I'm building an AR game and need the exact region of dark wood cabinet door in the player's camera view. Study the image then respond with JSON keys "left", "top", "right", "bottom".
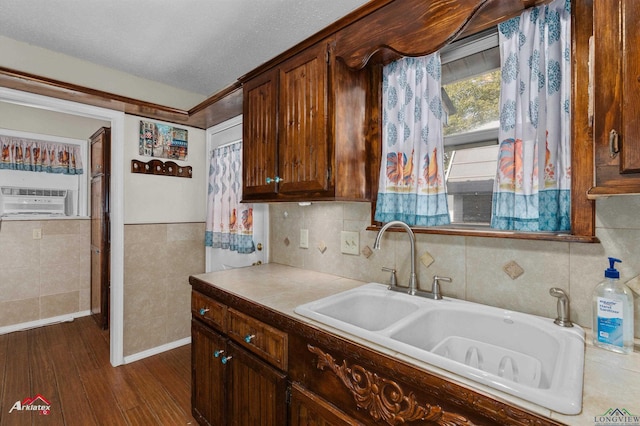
{"left": 277, "top": 42, "right": 330, "bottom": 195}
{"left": 191, "top": 319, "right": 227, "bottom": 426}
{"left": 243, "top": 69, "right": 278, "bottom": 199}
{"left": 592, "top": 0, "right": 640, "bottom": 194}
{"left": 90, "top": 127, "right": 110, "bottom": 330}
{"left": 226, "top": 341, "right": 287, "bottom": 426}
{"left": 289, "top": 383, "right": 363, "bottom": 426}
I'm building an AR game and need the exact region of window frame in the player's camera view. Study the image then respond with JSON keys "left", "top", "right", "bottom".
{"left": 369, "top": 3, "right": 598, "bottom": 243}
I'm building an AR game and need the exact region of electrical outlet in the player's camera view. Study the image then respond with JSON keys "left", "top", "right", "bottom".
{"left": 32, "top": 228, "right": 42, "bottom": 240}
{"left": 340, "top": 231, "right": 359, "bottom": 255}
{"left": 300, "top": 229, "right": 309, "bottom": 249}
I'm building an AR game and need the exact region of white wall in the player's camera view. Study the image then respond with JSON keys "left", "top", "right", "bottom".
{"left": 123, "top": 114, "right": 206, "bottom": 224}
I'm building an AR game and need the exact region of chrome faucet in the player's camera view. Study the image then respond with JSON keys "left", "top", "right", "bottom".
{"left": 549, "top": 288, "right": 573, "bottom": 327}
{"left": 373, "top": 220, "right": 418, "bottom": 295}
{"left": 430, "top": 275, "right": 452, "bottom": 300}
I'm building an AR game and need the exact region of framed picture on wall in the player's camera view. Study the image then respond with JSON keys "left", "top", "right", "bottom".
{"left": 139, "top": 120, "right": 188, "bottom": 161}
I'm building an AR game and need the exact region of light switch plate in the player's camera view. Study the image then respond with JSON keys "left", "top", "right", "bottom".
{"left": 340, "top": 231, "right": 360, "bottom": 255}
{"left": 300, "top": 229, "right": 309, "bottom": 249}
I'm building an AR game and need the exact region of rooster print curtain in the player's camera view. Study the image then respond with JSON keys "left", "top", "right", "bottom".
{"left": 491, "top": 0, "right": 571, "bottom": 232}
{"left": 205, "top": 142, "right": 254, "bottom": 253}
{"left": 374, "top": 53, "right": 450, "bottom": 226}
{"left": 0, "top": 135, "right": 83, "bottom": 175}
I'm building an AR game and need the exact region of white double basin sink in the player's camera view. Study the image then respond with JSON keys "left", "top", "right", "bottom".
{"left": 294, "top": 283, "right": 585, "bottom": 415}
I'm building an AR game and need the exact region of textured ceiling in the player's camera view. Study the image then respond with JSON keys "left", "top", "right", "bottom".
{"left": 0, "top": 0, "right": 370, "bottom": 97}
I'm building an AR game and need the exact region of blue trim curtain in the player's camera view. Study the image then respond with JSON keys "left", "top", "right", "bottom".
{"left": 205, "top": 142, "right": 255, "bottom": 253}
{"left": 374, "top": 53, "right": 450, "bottom": 226}
{"left": 491, "top": 0, "right": 571, "bottom": 232}
{"left": 0, "top": 135, "right": 83, "bottom": 175}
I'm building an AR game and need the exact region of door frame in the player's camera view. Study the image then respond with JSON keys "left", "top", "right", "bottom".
{"left": 0, "top": 87, "right": 126, "bottom": 367}
{"left": 205, "top": 115, "right": 269, "bottom": 272}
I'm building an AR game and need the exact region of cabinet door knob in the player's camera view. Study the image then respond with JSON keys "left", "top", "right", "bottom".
{"left": 244, "top": 334, "right": 255, "bottom": 343}
{"left": 221, "top": 356, "right": 232, "bottom": 364}
{"left": 199, "top": 308, "right": 209, "bottom": 315}
{"left": 214, "top": 350, "right": 224, "bottom": 358}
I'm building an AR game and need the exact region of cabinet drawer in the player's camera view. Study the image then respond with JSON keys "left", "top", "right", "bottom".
{"left": 227, "top": 308, "right": 288, "bottom": 370}
{"left": 191, "top": 291, "right": 227, "bottom": 332}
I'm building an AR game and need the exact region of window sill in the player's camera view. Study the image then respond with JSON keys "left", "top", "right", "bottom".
{"left": 366, "top": 224, "right": 600, "bottom": 243}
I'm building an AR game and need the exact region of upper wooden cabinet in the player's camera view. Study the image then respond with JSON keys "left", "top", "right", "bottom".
{"left": 590, "top": 0, "right": 640, "bottom": 195}
{"left": 242, "top": 38, "right": 378, "bottom": 202}
{"left": 243, "top": 68, "right": 278, "bottom": 198}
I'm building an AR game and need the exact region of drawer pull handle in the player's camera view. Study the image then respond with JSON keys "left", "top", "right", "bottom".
{"left": 214, "top": 350, "right": 224, "bottom": 358}
{"left": 199, "top": 308, "right": 209, "bottom": 315}
{"left": 221, "top": 356, "right": 232, "bottom": 364}
{"left": 244, "top": 334, "right": 255, "bottom": 343}
{"left": 609, "top": 129, "right": 620, "bottom": 158}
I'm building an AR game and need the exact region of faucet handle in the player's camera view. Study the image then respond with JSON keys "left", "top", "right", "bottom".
{"left": 549, "top": 288, "right": 573, "bottom": 327}
{"left": 432, "top": 275, "right": 452, "bottom": 299}
{"left": 382, "top": 267, "right": 397, "bottom": 287}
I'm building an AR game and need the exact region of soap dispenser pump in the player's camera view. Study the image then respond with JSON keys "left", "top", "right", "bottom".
{"left": 592, "top": 257, "right": 634, "bottom": 354}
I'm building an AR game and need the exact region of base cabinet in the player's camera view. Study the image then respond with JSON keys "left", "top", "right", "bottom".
{"left": 191, "top": 319, "right": 287, "bottom": 426}
{"left": 191, "top": 281, "right": 561, "bottom": 426}
{"left": 226, "top": 341, "right": 287, "bottom": 425}
{"left": 192, "top": 319, "right": 226, "bottom": 425}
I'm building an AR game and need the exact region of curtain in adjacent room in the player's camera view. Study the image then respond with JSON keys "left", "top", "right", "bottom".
{"left": 374, "top": 53, "right": 450, "bottom": 226}
{"left": 205, "top": 141, "right": 255, "bottom": 253}
{"left": 0, "top": 135, "right": 83, "bottom": 174}
{"left": 491, "top": 0, "right": 571, "bottom": 232}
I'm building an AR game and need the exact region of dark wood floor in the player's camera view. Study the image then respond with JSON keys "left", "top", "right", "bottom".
{"left": 0, "top": 316, "right": 196, "bottom": 426}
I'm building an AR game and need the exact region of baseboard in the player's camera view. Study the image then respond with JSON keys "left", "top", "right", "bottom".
{"left": 123, "top": 336, "right": 192, "bottom": 364}
{"left": 0, "top": 310, "right": 92, "bottom": 335}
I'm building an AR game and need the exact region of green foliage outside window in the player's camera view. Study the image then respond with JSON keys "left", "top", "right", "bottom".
{"left": 443, "top": 69, "right": 501, "bottom": 136}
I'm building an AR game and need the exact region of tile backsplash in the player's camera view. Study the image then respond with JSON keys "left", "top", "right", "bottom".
{"left": 269, "top": 197, "right": 640, "bottom": 338}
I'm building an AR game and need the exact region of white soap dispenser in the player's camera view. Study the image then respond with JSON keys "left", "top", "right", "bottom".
{"left": 592, "top": 257, "right": 635, "bottom": 354}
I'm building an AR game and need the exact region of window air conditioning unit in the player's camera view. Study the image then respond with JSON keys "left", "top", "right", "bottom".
{"left": 0, "top": 187, "right": 69, "bottom": 217}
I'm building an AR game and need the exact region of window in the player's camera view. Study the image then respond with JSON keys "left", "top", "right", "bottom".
{"left": 441, "top": 28, "right": 500, "bottom": 226}
{"left": 0, "top": 128, "right": 88, "bottom": 218}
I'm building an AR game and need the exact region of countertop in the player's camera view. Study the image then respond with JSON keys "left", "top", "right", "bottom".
{"left": 192, "top": 263, "right": 640, "bottom": 425}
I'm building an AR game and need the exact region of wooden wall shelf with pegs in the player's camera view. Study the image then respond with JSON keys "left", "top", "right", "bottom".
{"left": 131, "top": 159, "right": 192, "bottom": 178}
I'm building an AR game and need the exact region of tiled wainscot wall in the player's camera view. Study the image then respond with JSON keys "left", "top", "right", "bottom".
{"left": 123, "top": 222, "right": 205, "bottom": 357}
{"left": 269, "top": 196, "right": 640, "bottom": 338}
{"left": 0, "top": 219, "right": 90, "bottom": 328}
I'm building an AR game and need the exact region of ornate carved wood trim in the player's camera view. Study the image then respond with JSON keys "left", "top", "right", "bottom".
{"left": 308, "top": 345, "right": 475, "bottom": 426}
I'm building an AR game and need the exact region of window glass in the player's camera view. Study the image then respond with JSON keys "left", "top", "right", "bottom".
{"left": 440, "top": 28, "right": 500, "bottom": 226}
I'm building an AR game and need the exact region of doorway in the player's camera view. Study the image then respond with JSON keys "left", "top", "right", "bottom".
{"left": 205, "top": 116, "right": 268, "bottom": 272}
{"left": 0, "top": 87, "right": 127, "bottom": 367}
